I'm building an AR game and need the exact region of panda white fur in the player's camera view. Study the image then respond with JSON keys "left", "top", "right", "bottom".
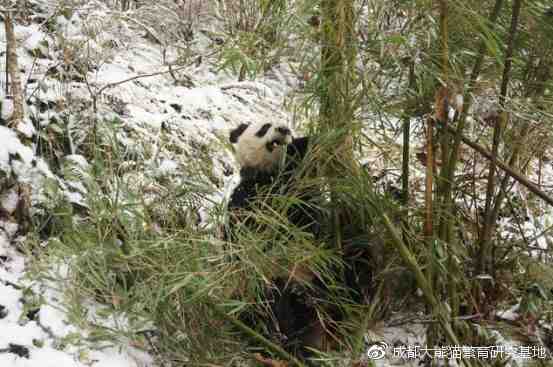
{"left": 230, "top": 122, "right": 293, "bottom": 173}
{"left": 227, "top": 121, "right": 315, "bottom": 230}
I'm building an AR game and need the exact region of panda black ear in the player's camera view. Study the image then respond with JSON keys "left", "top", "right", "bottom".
{"left": 230, "top": 123, "right": 249, "bottom": 143}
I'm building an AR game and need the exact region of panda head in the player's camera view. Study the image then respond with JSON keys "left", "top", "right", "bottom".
{"left": 229, "top": 122, "right": 293, "bottom": 172}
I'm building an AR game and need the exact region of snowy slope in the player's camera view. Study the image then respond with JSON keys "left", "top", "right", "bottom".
{"left": 0, "top": 1, "right": 302, "bottom": 365}
{"left": 0, "top": 235, "right": 153, "bottom": 366}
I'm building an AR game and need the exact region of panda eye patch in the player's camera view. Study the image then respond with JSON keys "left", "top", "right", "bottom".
{"left": 255, "top": 123, "right": 273, "bottom": 138}
{"left": 276, "top": 126, "right": 291, "bottom": 136}
{"left": 230, "top": 123, "right": 249, "bottom": 143}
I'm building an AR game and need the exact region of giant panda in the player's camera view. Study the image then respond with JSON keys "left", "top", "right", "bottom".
{"left": 226, "top": 121, "right": 327, "bottom": 359}
{"left": 225, "top": 122, "right": 373, "bottom": 361}
{"left": 227, "top": 123, "right": 371, "bottom": 359}
{"left": 227, "top": 121, "right": 320, "bottom": 236}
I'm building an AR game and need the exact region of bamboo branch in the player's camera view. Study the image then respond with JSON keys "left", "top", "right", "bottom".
{"left": 444, "top": 125, "right": 553, "bottom": 207}
{"left": 488, "top": 123, "right": 530, "bottom": 238}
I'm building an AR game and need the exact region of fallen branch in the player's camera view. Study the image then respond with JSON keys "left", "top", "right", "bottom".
{"left": 445, "top": 125, "right": 553, "bottom": 207}
{"left": 96, "top": 65, "right": 191, "bottom": 96}
{"left": 94, "top": 49, "right": 221, "bottom": 96}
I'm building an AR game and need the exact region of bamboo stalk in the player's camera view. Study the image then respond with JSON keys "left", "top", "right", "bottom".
{"left": 487, "top": 123, "right": 530, "bottom": 253}
{"left": 478, "top": 0, "right": 523, "bottom": 275}
{"left": 401, "top": 62, "right": 415, "bottom": 205}
{"left": 438, "top": 0, "right": 449, "bottom": 78}
{"left": 436, "top": 0, "right": 450, "bottom": 240}
{"left": 401, "top": 116, "right": 411, "bottom": 205}
{"left": 437, "top": 0, "right": 505, "bottom": 235}
{"left": 425, "top": 118, "right": 434, "bottom": 240}
{"left": 424, "top": 116, "right": 435, "bottom": 308}
{"left": 319, "top": 0, "right": 357, "bottom": 252}
{"left": 423, "top": 117, "right": 437, "bottom": 350}
{"left": 380, "top": 214, "right": 473, "bottom": 367}
{"left": 444, "top": 0, "right": 505, "bottom": 177}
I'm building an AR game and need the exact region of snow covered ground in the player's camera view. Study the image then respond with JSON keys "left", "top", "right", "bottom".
{"left": 0, "top": 234, "right": 154, "bottom": 367}
{"left": 0, "top": 1, "right": 302, "bottom": 366}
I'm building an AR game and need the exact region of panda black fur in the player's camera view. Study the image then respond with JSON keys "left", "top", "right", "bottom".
{"left": 226, "top": 122, "right": 326, "bottom": 359}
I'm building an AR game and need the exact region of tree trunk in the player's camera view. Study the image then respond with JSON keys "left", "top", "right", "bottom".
{"left": 3, "top": 10, "right": 32, "bottom": 235}
{"left": 4, "top": 11, "right": 25, "bottom": 131}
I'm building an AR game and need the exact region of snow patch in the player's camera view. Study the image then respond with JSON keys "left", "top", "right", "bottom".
{"left": 2, "top": 99, "right": 14, "bottom": 121}
{"left": 156, "top": 159, "right": 178, "bottom": 176}
{"left": 38, "top": 305, "right": 76, "bottom": 339}
{"left": 1, "top": 190, "right": 19, "bottom": 215}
